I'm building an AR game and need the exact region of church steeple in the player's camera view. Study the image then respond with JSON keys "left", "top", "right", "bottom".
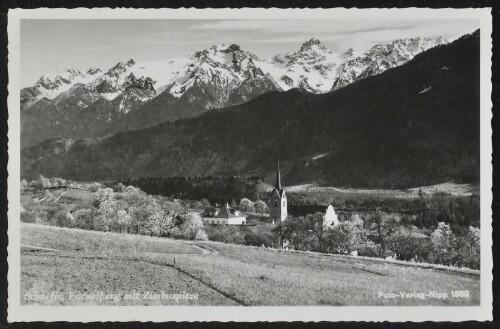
{"left": 275, "top": 155, "right": 281, "bottom": 191}
{"left": 270, "top": 153, "right": 287, "bottom": 224}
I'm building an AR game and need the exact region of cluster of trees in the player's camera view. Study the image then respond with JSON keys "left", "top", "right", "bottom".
{"left": 272, "top": 211, "right": 480, "bottom": 269}
{"left": 22, "top": 175, "right": 104, "bottom": 192}
{"left": 412, "top": 193, "right": 480, "bottom": 229}
{"left": 204, "top": 223, "right": 275, "bottom": 247}
{"left": 21, "top": 175, "right": 480, "bottom": 269}
{"left": 231, "top": 197, "right": 269, "bottom": 216}
{"left": 25, "top": 183, "right": 208, "bottom": 241}
{"left": 88, "top": 186, "right": 207, "bottom": 240}
{"left": 287, "top": 191, "right": 480, "bottom": 231}
{"left": 122, "top": 176, "right": 266, "bottom": 205}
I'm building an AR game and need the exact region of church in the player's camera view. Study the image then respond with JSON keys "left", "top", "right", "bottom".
{"left": 269, "top": 157, "right": 287, "bottom": 223}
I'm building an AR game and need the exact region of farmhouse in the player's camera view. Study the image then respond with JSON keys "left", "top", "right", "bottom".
{"left": 202, "top": 203, "right": 248, "bottom": 225}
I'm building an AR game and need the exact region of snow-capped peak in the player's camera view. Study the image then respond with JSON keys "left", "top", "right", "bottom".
{"left": 166, "top": 43, "right": 266, "bottom": 100}
{"left": 25, "top": 67, "right": 105, "bottom": 103}
{"left": 341, "top": 48, "right": 355, "bottom": 59}
{"left": 22, "top": 34, "right": 451, "bottom": 114}
{"left": 332, "top": 36, "right": 448, "bottom": 90}
{"left": 86, "top": 67, "right": 102, "bottom": 75}
{"left": 260, "top": 37, "right": 340, "bottom": 93}
{"left": 300, "top": 37, "right": 324, "bottom": 52}
{"left": 88, "top": 58, "right": 157, "bottom": 100}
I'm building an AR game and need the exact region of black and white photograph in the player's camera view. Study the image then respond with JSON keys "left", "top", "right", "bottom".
{"left": 6, "top": 7, "right": 493, "bottom": 322}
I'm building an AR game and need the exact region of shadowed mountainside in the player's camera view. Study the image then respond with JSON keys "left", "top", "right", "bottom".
{"left": 21, "top": 30, "right": 480, "bottom": 188}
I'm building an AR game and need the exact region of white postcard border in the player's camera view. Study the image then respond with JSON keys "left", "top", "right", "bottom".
{"left": 7, "top": 7, "right": 493, "bottom": 322}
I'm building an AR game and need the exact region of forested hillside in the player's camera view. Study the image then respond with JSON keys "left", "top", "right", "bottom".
{"left": 21, "top": 31, "right": 480, "bottom": 188}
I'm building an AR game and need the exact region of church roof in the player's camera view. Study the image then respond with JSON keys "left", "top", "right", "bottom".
{"left": 272, "top": 188, "right": 285, "bottom": 198}
{"left": 272, "top": 155, "right": 286, "bottom": 197}
{"left": 275, "top": 156, "right": 282, "bottom": 190}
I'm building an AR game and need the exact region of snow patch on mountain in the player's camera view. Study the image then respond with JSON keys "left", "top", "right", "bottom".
{"left": 259, "top": 38, "right": 343, "bottom": 93}
{"left": 419, "top": 86, "right": 432, "bottom": 94}
{"left": 332, "top": 36, "right": 448, "bottom": 90}
{"left": 21, "top": 67, "right": 102, "bottom": 107}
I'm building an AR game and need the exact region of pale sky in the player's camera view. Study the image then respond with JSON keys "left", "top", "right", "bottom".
{"left": 21, "top": 19, "right": 480, "bottom": 87}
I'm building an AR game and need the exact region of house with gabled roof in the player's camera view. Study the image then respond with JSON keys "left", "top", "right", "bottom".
{"left": 202, "top": 203, "right": 247, "bottom": 225}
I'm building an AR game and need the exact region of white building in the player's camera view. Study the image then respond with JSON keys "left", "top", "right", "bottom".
{"left": 202, "top": 203, "right": 247, "bottom": 225}
{"left": 323, "top": 204, "right": 339, "bottom": 228}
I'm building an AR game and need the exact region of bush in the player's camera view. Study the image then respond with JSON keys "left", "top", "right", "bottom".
{"left": 195, "top": 229, "right": 208, "bottom": 241}
{"left": 386, "top": 234, "right": 428, "bottom": 261}
{"left": 205, "top": 225, "right": 246, "bottom": 244}
{"left": 358, "top": 240, "right": 380, "bottom": 257}
{"left": 21, "top": 211, "right": 37, "bottom": 223}
{"left": 454, "top": 227, "right": 480, "bottom": 269}
{"left": 113, "top": 182, "right": 126, "bottom": 192}
{"left": 244, "top": 232, "right": 272, "bottom": 247}
{"left": 429, "top": 222, "right": 480, "bottom": 269}
{"left": 72, "top": 208, "right": 96, "bottom": 230}
{"left": 55, "top": 210, "right": 75, "bottom": 227}
{"left": 415, "top": 238, "right": 434, "bottom": 263}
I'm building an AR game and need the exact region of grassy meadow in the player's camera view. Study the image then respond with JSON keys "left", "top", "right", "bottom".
{"left": 21, "top": 223, "right": 480, "bottom": 306}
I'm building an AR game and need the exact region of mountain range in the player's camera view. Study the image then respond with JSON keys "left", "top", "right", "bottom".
{"left": 21, "top": 36, "right": 447, "bottom": 147}
{"left": 21, "top": 30, "right": 480, "bottom": 189}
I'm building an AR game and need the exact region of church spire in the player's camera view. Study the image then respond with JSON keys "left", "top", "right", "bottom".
{"left": 275, "top": 154, "right": 281, "bottom": 190}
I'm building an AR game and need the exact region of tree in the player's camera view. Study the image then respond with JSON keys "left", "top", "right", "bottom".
{"left": 149, "top": 210, "right": 174, "bottom": 237}
{"left": 322, "top": 227, "right": 349, "bottom": 254}
{"left": 368, "top": 211, "right": 400, "bottom": 257}
{"left": 55, "top": 209, "right": 74, "bottom": 227}
{"left": 430, "top": 222, "right": 456, "bottom": 266}
{"left": 239, "top": 198, "right": 255, "bottom": 213}
{"left": 345, "top": 216, "right": 367, "bottom": 252}
{"left": 307, "top": 212, "right": 326, "bottom": 250}
{"left": 323, "top": 217, "right": 366, "bottom": 254}
{"left": 95, "top": 188, "right": 117, "bottom": 231}
{"left": 428, "top": 222, "right": 480, "bottom": 269}
{"left": 179, "top": 212, "right": 204, "bottom": 240}
{"left": 122, "top": 186, "right": 157, "bottom": 234}
{"left": 271, "top": 220, "right": 286, "bottom": 249}
{"left": 281, "top": 215, "right": 308, "bottom": 250}
{"left": 254, "top": 199, "right": 269, "bottom": 218}
{"left": 386, "top": 234, "right": 423, "bottom": 261}
{"left": 89, "top": 182, "right": 103, "bottom": 192}
{"left": 116, "top": 209, "right": 132, "bottom": 233}
{"left": 456, "top": 226, "right": 480, "bottom": 269}
{"left": 195, "top": 229, "right": 208, "bottom": 241}
{"left": 35, "top": 175, "right": 51, "bottom": 189}
{"left": 73, "top": 208, "right": 95, "bottom": 230}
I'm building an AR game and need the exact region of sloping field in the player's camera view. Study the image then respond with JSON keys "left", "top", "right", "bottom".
{"left": 20, "top": 223, "right": 480, "bottom": 306}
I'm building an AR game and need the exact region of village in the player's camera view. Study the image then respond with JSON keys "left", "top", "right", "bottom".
{"left": 21, "top": 152, "right": 480, "bottom": 269}
{"left": 198, "top": 158, "right": 341, "bottom": 251}
{"left": 18, "top": 168, "right": 482, "bottom": 307}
